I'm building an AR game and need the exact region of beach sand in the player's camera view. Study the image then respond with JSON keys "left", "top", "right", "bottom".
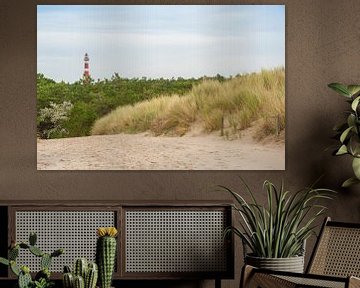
{"left": 37, "top": 129, "right": 285, "bottom": 170}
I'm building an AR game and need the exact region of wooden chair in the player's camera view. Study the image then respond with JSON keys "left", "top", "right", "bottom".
{"left": 241, "top": 217, "right": 360, "bottom": 288}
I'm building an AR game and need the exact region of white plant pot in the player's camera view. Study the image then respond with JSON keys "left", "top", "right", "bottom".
{"left": 245, "top": 254, "right": 305, "bottom": 273}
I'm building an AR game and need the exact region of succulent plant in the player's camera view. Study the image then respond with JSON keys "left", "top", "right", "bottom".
{"left": 74, "top": 258, "right": 88, "bottom": 280}
{"left": 62, "top": 266, "right": 74, "bottom": 288}
{"left": 85, "top": 262, "right": 98, "bottom": 288}
{"left": 96, "top": 227, "right": 118, "bottom": 288}
{"left": 33, "top": 278, "right": 54, "bottom": 288}
{"left": 63, "top": 259, "right": 98, "bottom": 288}
{"left": 0, "top": 232, "right": 63, "bottom": 288}
{"left": 19, "top": 267, "right": 32, "bottom": 288}
{"left": 74, "top": 275, "right": 85, "bottom": 288}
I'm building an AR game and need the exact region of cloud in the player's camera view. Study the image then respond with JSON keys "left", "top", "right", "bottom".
{"left": 37, "top": 5, "right": 285, "bottom": 82}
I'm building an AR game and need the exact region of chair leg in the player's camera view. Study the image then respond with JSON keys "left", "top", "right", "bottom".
{"left": 240, "top": 265, "right": 255, "bottom": 288}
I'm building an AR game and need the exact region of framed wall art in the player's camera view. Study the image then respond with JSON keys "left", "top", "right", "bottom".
{"left": 37, "top": 5, "right": 285, "bottom": 170}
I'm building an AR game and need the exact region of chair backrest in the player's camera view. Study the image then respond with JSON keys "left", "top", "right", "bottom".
{"left": 307, "top": 217, "right": 360, "bottom": 277}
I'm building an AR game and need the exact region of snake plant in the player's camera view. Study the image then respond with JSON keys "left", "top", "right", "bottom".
{"left": 222, "top": 179, "right": 334, "bottom": 258}
{"left": 328, "top": 82, "right": 360, "bottom": 187}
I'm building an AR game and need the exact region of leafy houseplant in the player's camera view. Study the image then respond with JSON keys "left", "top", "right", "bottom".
{"left": 0, "top": 232, "right": 63, "bottom": 288}
{"left": 328, "top": 83, "right": 360, "bottom": 187}
{"left": 221, "top": 179, "right": 334, "bottom": 272}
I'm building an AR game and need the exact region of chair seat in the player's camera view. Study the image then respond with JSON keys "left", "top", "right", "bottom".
{"left": 242, "top": 265, "right": 360, "bottom": 288}
{"left": 241, "top": 218, "right": 360, "bottom": 288}
{"left": 277, "top": 274, "right": 346, "bottom": 288}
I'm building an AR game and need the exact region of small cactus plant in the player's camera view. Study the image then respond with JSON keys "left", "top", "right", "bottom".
{"left": 0, "top": 232, "right": 63, "bottom": 288}
{"left": 85, "top": 262, "right": 98, "bottom": 288}
{"left": 74, "top": 258, "right": 88, "bottom": 280}
{"left": 96, "top": 227, "right": 118, "bottom": 288}
{"left": 62, "top": 259, "right": 98, "bottom": 288}
{"left": 73, "top": 275, "right": 85, "bottom": 288}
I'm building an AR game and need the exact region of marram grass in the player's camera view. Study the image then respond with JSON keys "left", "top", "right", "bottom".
{"left": 91, "top": 68, "right": 285, "bottom": 139}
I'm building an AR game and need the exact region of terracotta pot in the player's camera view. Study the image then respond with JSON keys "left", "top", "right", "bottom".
{"left": 245, "top": 254, "right": 304, "bottom": 273}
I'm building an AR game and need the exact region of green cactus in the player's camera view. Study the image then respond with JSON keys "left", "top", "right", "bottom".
{"left": 18, "top": 269, "right": 32, "bottom": 288}
{"left": 10, "top": 260, "right": 20, "bottom": 276}
{"left": 85, "top": 263, "right": 98, "bottom": 288}
{"left": 29, "top": 245, "right": 44, "bottom": 257}
{"left": 9, "top": 246, "right": 19, "bottom": 260}
{"left": 0, "top": 232, "right": 63, "bottom": 288}
{"left": 29, "top": 232, "right": 37, "bottom": 246}
{"left": 73, "top": 275, "right": 85, "bottom": 288}
{"left": 41, "top": 253, "right": 52, "bottom": 270}
{"left": 21, "top": 265, "right": 30, "bottom": 274}
{"left": 51, "top": 248, "right": 63, "bottom": 258}
{"left": 63, "top": 265, "right": 72, "bottom": 273}
{"left": 96, "top": 232, "right": 117, "bottom": 288}
{"left": 63, "top": 272, "right": 74, "bottom": 288}
{"left": 74, "top": 258, "right": 88, "bottom": 279}
{"left": 64, "top": 259, "right": 98, "bottom": 288}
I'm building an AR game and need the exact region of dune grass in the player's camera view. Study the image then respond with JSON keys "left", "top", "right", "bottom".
{"left": 91, "top": 68, "right": 285, "bottom": 139}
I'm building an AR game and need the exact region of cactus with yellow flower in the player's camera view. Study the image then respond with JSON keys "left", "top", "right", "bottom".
{"left": 96, "top": 227, "right": 118, "bottom": 288}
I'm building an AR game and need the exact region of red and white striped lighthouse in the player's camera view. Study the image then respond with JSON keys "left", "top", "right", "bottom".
{"left": 83, "top": 53, "right": 90, "bottom": 82}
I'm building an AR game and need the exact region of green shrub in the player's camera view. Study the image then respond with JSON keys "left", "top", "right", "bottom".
{"left": 37, "top": 101, "right": 73, "bottom": 139}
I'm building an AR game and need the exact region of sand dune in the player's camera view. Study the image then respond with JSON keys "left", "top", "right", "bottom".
{"left": 37, "top": 128, "right": 285, "bottom": 170}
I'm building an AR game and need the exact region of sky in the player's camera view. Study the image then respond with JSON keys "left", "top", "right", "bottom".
{"left": 37, "top": 5, "right": 285, "bottom": 83}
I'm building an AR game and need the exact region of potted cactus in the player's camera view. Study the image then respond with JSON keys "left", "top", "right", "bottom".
{"left": 0, "top": 232, "right": 63, "bottom": 288}
{"left": 62, "top": 258, "right": 98, "bottom": 288}
{"left": 96, "top": 227, "right": 118, "bottom": 288}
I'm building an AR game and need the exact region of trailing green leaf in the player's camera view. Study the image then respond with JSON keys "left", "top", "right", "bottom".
{"left": 329, "top": 82, "right": 360, "bottom": 186}
{"left": 342, "top": 177, "right": 360, "bottom": 187}
{"left": 347, "top": 85, "right": 360, "bottom": 96}
{"left": 336, "top": 145, "right": 348, "bottom": 155}
{"left": 351, "top": 96, "right": 360, "bottom": 111}
{"left": 352, "top": 157, "right": 360, "bottom": 179}
{"left": 340, "top": 127, "right": 353, "bottom": 143}
{"left": 328, "top": 83, "right": 351, "bottom": 97}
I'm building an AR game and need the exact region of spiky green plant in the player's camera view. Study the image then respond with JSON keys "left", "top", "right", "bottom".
{"left": 221, "top": 179, "right": 335, "bottom": 258}
{"left": 73, "top": 275, "right": 85, "bottom": 288}
{"left": 96, "top": 227, "right": 118, "bottom": 288}
{"left": 0, "top": 232, "right": 63, "bottom": 288}
{"left": 63, "top": 260, "right": 98, "bottom": 288}
{"left": 85, "top": 262, "right": 98, "bottom": 288}
{"left": 328, "top": 82, "right": 360, "bottom": 187}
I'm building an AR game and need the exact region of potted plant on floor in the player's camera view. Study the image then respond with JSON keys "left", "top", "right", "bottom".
{"left": 221, "top": 179, "right": 334, "bottom": 273}
{"left": 328, "top": 82, "right": 360, "bottom": 187}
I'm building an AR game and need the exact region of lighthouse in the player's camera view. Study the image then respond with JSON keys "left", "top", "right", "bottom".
{"left": 83, "top": 53, "right": 90, "bottom": 83}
